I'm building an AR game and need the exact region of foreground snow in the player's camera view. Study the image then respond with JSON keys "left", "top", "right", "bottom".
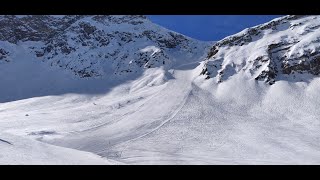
{"left": 1, "top": 62, "right": 320, "bottom": 164}
{"left": 0, "top": 133, "right": 115, "bottom": 165}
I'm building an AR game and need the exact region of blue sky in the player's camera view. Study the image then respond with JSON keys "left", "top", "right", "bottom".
{"left": 147, "top": 15, "right": 281, "bottom": 41}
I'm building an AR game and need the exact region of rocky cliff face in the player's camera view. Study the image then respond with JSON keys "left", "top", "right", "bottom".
{"left": 3, "top": 15, "right": 319, "bottom": 85}
{"left": 200, "top": 15, "right": 320, "bottom": 85}
{"left": 0, "top": 15, "right": 207, "bottom": 78}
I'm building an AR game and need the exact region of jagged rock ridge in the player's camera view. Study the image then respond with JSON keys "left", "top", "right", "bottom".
{"left": 0, "top": 15, "right": 207, "bottom": 78}
{"left": 201, "top": 15, "right": 320, "bottom": 85}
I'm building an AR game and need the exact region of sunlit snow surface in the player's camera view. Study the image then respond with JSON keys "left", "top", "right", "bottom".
{"left": 1, "top": 15, "right": 320, "bottom": 164}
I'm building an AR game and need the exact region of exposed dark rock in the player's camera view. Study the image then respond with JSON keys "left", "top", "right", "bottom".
{"left": 0, "top": 48, "right": 9, "bottom": 62}
{"left": 0, "top": 15, "right": 203, "bottom": 79}
{"left": 202, "top": 15, "right": 320, "bottom": 85}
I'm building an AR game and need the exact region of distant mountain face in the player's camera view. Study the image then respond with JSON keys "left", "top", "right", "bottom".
{"left": 200, "top": 15, "right": 320, "bottom": 85}
{"left": 0, "top": 15, "right": 207, "bottom": 78}
{"left": 2, "top": 15, "right": 319, "bottom": 85}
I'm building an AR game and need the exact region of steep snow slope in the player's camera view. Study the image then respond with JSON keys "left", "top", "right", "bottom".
{"left": 95, "top": 59, "right": 320, "bottom": 164}
{"left": 1, "top": 15, "right": 320, "bottom": 164}
{"left": 102, "top": 15, "right": 320, "bottom": 164}
{"left": 200, "top": 15, "right": 320, "bottom": 84}
{"left": 0, "top": 15, "right": 210, "bottom": 164}
{"left": 0, "top": 15, "right": 206, "bottom": 78}
{"left": 0, "top": 15, "right": 209, "bottom": 103}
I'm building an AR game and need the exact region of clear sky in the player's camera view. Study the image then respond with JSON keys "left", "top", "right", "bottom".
{"left": 147, "top": 15, "right": 281, "bottom": 41}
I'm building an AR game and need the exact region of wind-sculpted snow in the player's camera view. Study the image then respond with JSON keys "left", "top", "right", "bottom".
{"left": 1, "top": 15, "right": 320, "bottom": 164}
{"left": 201, "top": 15, "right": 320, "bottom": 84}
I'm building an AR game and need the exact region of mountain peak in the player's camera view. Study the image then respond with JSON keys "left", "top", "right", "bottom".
{"left": 201, "top": 15, "right": 320, "bottom": 85}
{"left": 0, "top": 15, "right": 208, "bottom": 78}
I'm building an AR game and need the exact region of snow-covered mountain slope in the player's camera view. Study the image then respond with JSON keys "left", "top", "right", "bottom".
{"left": 200, "top": 15, "right": 320, "bottom": 84}
{"left": 0, "top": 15, "right": 211, "bottom": 164}
{"left": 1, "top": 15, "right": 320, "bottom": 165}
{"left": 0, "top": 15, "right": 210, "bottom": 103}
{"left": 0, "top": 15, "right": 207, "bottom": 78}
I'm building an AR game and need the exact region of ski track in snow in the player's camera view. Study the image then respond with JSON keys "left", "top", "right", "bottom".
{"left": 2, "top": 58, "right": 320, "bottom": 164}
{"left": 0, "top": 138, "right": 12, "bottom": 145}
{"left": 100, "top": 64, "right": 320, "bottom": 164}
{"left": 96, "top": 62, "right": 199, "bottom": 155}
{"left": 1, "top": 15, "right": 320, "bottom": 164}
{"left": 45, "top": 62, "right": 198, "bottom": 155}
